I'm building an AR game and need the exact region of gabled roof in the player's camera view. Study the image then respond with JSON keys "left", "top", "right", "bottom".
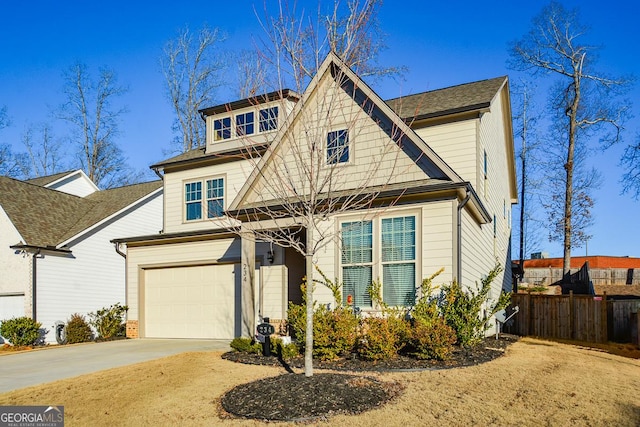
{"left": 229, "top": 51, "right": 465, "bottom": 213}
{"left": 0, "top": 176, "right": 162, "bottom": 249}
{"left": 386, "top": 76, "right": 507, "bottom": 121}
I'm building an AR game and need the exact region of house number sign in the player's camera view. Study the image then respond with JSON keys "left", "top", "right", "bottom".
{"left": 257, "top": 322, "right": 275, "bottom": 336}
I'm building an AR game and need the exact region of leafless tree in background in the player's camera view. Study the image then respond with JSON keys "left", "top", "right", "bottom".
{"left": 57, "top": 63, "right": 135, "bottom": 188}
{"left": 17, "top": 123, "right": 65, "bottom": 179}
{"left": 622, "top": 133, "right": 640, "bottom": 199}
{"left": 231, "top": 0, "right": 410, "bottom": 377}
{"left": 509, "top": 1, "right": 631, "bottom": 277}
{"left": 511, "top": 80, "right": 544, "bottom": 281}
{"left": 0, "top": 106, "right": 20, "bottom": 177}
{"left": 161, "top": 25, "right": 227, "bottom": 153}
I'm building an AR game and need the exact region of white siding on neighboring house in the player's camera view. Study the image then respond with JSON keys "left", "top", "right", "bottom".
{"left": 414, "top": 119, "right": 478, "bottom": 187}
{"left": 35, "top": 191, "right": 163, "bottom": 342}
{"left": 0, "top": 205, "right": 30, "bottom": 320}
{"left": 163, "top": 159, "right": 254, "bottom": 234}
{"left": 45, "top": 171, "right": 98, "bottom": 197}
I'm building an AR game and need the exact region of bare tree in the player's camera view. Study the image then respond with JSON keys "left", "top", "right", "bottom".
{"left": 56, "top": 63, "right": 133, "bottom": 188}
{"left": 229, "top": 1, "right": 412, "bottom": 377}
{"left": 0, "top": 106, "right": 20, "bottom": 177}
{"left": 255, "top": 0, "right": 404, "bottom": 90}
{"left": 511, "top": 80, "right": 544, "bottom": 285}
{"left": 622, "top": 133, "right": 640, "bottom": 199}
{"left": 17, "top": 122, "right": 65, "bottom": 179}
{"left": 235, "top": 49, "right": 269, "bottom": 99}
{"left": 509, "top": 1, "right": 631, "bottom": 277}
{"left": 160, "top": 25, "right": 227, "bottom": 153}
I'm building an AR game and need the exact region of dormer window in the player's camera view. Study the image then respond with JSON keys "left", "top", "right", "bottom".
{"left": 236, "top": 112, "right": 255, "bottom": 136}
{"left": 259, "top": 107, "right": 278, "bottom": 132}
{"left": 214, "top": 117, "right": 231, "bottom": 141}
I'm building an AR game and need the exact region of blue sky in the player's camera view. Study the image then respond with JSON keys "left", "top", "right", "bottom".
{"left": 0, "top": 1, "right": 638, "bottom": 258}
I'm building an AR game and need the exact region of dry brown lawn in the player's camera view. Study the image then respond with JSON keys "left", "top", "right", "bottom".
{"left": 1, "top": 337, "right": 639, "bottom": 426}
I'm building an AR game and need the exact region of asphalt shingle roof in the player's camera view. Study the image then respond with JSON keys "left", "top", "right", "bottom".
{"left": 25, "top": 170, "right": 77, "bottom": 187}
{"left": 385, "top": 76, "right": 507, "bottom": 120}
{"left": 152, "top": 76, "right": 508, "bottom": 169}
{"left": 0, "top": 176, "right": 162, "bottom": 248}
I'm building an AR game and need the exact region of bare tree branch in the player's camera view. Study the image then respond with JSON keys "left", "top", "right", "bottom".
{"left": 509, "top": 1, "right": 631, "bottom": 275}
{"left": 160, "top": 25, "right": 227, "bottom": 153}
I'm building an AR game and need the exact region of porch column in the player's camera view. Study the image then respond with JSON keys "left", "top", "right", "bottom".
{"left": 240, "top": 228, "right": 256, "bottom": 337}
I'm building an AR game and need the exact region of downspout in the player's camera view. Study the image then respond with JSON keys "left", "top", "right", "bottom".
{"left": 456, "top": 189, "right": 471, "bottom": 286}
{"left": 32, "top": 249, "right": 41, "bottom": 321}
{"left": 152, "top": 167, "right": 163, "bottom": 180}
{"left": 113, "top": 242, "right": 126, "bottom": 259}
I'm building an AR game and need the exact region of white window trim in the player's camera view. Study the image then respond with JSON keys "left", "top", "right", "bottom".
{"left": 325, "top": 128, "right": 352, "bottom": 167}
{"left": 338, "top": 209, "right": 420, "bottom": 309}
{"left": 183, "top": 175, "right": 226, "bottom": 223}
{"left": 210, "top": 106, "right": 280, "bottom": 143}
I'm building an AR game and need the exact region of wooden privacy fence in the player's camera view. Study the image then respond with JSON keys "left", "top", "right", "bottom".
{"left": 504, "top": 292, "right": 608, "bottom": 343}
{"left": 505, "top": 293, "right": 640, "bottom": 344}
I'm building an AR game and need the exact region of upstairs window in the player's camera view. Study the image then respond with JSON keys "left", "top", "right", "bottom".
{"left": 185, "top": 182, "right": 203, "bottom": 221}
{"left": 483, "top": 149, "right": 488, "bottom": 197}
{"left": 327, "top": 129, "right": 349, "bottom": 164}
{"left": 259, "top": 107, "right": 278, "bottom": 132}
{"left": 206, "top": 178, "right": 224, "bottom": 218}
{"left": 185, "top": 177, "right": 225, "bottom": 221}
{"left": 214, "top": 117, "right": 231, "bottom": 141}
{"left": 236, "top": 112, "right": 254, "bottom": 136}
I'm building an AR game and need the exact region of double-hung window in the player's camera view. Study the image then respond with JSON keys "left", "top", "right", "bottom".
{"left": 381, "top": 216, "right": 416, "bottom": 306}
{"left": 340, "top": 215, "right": 417, "bottom": 308}
{"left": 327, "top": 129, "right": 349, "bottom": 164}
{"left": 341, "top": 221, "right": 373, "bottom": 308}
{"left": 185, "top": 182, "right": 203, "bottom": 221}
{"left": 214, "top": 117, "right": 231, "bottom": 141}
{"left": 236, "top": 112, "right": 255, "bottom": 136}
{"left": 259, "top": 107, "right": 278, "bottom": 132}
{"left": 206, "top": 178, "right": 224, "bottom": 218}
{"left": 185, "top": 177, "right": 225, "bottom": 221}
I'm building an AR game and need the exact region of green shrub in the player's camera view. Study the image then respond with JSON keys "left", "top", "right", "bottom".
{"left": 409, "top": 317, "right": 456, "bottom": 360}
{"left": 88, "top": 303, "right": 128, "bottom": 340}
{"left": 273, "top": 338, "right": 299, "bottom": 359}
{"left": 0, "top": 317, "right": 42, "bottom": 346}
{"left": 230, "top": 337, "right": 262, "bottom": 354}
{"left": 287, "top": 302, "right": 358, "bottom": 360}
{"left": 312, "top": 305, "right": 358, "bottom": 360}
{"left": 356, "top": 317, "right": 400, "bottom": 361}
{"left": 440, "top": 264, "right": 509, "bottom": 347}
{"left": 65, "top": 314, "right": 93, "bottom": 344}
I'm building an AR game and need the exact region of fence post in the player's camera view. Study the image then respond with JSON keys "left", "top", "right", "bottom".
{"left": 569, "top": 290, "right": 574, "bottom": 340}
{"left": 601, "top": 292, "right": 608, "bottom": 343}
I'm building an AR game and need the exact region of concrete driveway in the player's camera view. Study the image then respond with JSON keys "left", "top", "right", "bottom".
{"left": 0, "top": 339, "right": 230, "bottom": 393}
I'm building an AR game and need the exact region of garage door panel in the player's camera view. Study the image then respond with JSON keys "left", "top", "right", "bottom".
{"left": 144, "top": 263, "right": 237, "bottom": 339}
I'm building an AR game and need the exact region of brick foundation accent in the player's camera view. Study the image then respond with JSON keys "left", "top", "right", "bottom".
{"left": 126, "top": 320, "right": 139, "bottom": 338}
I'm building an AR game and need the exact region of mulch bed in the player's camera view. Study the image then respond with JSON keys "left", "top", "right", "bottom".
{"left": 220, "top": 335, "right": 518, "bottom": 422}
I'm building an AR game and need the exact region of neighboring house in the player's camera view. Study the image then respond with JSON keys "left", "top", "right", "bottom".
{"left": 115, "top": 53, "right": 517, "bottom": 340}
{"left": 0, "top": 170, "right": 163, "bottom": 343}
{"left": 520, "top": 255, "right": 640, "bottom": 298}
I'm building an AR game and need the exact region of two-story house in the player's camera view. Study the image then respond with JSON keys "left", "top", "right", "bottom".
{"left": 115, "top": 52, "right": 517, "bottom": 340}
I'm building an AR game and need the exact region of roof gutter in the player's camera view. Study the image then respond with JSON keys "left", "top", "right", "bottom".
{"left": 113, "top": 242, "right": 126, "bottom": 259}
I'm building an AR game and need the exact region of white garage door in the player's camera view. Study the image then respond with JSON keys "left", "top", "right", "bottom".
{"left": 144, "top": 263, "right": 239, "bottom": 339}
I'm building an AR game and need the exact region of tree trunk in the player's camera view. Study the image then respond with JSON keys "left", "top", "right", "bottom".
{"left": 304, "top": 219, "right": 314, "bottom": 377}
{"left": 563, "top": 72, "right": 582, "bottom": 279}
